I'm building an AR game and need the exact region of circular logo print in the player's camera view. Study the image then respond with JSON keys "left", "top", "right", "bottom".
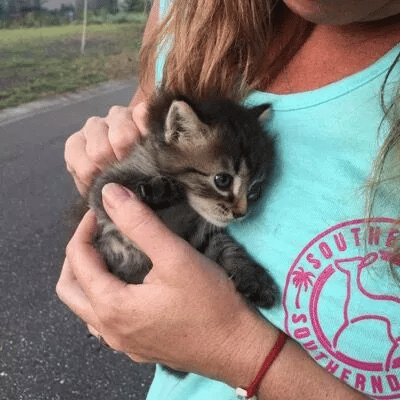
{"left": 283, "top": 218, "right": 400, "bottom": 399}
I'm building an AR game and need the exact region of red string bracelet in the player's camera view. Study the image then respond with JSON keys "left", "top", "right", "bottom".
{"left": 236, "top": 331, "right": 288, "bottom": 399}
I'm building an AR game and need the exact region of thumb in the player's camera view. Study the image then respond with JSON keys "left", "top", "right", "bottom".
{"left": 101, "top": 183, "right": 187, "bottom": 264}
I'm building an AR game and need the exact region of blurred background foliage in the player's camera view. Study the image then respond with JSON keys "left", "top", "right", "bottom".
{"left": 0, "top": 0, "right": 149, "bottom": 110}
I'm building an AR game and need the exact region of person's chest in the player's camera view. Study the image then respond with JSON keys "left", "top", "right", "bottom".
{"left": 266, "top": 22, "right": 400, "bottom": 94}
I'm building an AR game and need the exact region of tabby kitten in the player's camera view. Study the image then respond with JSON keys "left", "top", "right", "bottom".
{"left": 89, "top": 91, "right": 277, "bottom": 308}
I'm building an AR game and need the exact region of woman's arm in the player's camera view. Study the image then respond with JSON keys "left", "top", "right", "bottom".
{"left": 57, "top": 183, "right": 369, "bottom": 400}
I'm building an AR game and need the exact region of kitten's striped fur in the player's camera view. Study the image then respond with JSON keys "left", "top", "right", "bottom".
{"left": 89, "top": 91, "right": 277, "bottom": 308}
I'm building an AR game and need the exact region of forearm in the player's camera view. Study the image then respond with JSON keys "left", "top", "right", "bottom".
{"left": 259, "top": 335, "right": 368, "bottom": 399}
{"left": 215, "top": 309, "right": 368, "bottom": 400}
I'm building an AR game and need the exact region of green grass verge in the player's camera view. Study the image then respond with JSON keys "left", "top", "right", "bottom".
{"left": 0, "top": 18, "right": 146, "bottom": 110}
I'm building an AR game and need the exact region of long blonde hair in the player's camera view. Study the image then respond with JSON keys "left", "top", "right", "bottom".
{"left": 369, "top": 52, "right": 400, "bottom": 277}
{"left": 139, "top": 0, "right": 313, "bottom": 100}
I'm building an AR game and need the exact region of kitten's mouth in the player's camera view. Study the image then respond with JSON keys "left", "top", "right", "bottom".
{"left": 200, "top": 213, "right": 233, "bottom": 228}
{"left": 209, "top": 214, "right": 248, "bottom": 227}
{"left": 187, "top": 195, "right": 235, "bottom": 227}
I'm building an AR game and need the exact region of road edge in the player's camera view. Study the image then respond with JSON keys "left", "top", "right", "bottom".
{"left": 0, "top": 78, "right": 137, "bottom": 127}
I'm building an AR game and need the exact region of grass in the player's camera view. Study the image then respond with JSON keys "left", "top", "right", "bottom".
{"left": 0, "top": 17, "right": 146, "bottom": 110}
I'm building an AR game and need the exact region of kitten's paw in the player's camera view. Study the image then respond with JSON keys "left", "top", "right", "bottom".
{"left": 234, "top": 267, "right": 278, "bottom": 309}
{"left": 245, "top": 279, "right": 277, "bottom": 308}
{"left": 138, "top": 178, "right": 184, "bottom": 208}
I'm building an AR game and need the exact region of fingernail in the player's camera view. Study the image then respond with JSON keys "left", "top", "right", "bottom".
{"left": 102, "top": 183, "right": 134, "bottom": 208}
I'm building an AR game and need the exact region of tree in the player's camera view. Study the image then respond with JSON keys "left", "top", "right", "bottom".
{"left": 123, "top": 0, "right": 145, "bottom": 12}
{"left": 0, "top": 3, "right": 5, "bottom": 20}
{"left": 108, "top": 0, "right": 118, "bottom": 14}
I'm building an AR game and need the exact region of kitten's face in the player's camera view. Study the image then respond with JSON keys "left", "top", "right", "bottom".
{"left": 157, "top": 98, "right": 273, "bottom": 227}
{"left": 180, "top": 158, "right": 264, "bottom": 227}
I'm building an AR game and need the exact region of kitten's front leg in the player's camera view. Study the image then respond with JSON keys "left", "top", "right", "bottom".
{"left": 91, "top": 178, "right": 182, "bottom": 284}
{"left": 89, "top": 173, "right": 183, "bottom": 284}
{"left": 94, "top": 227, "right": 152, "bottom": 284}
{"left": 138, "top": 177, "right": 184, "bottom": 209}
{"left": 204, "top": 233, "right": 277, "bottom": 308}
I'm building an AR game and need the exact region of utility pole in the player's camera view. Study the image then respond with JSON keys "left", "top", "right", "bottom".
{"left": 80, "top": 0, "right": 88, "bottom": 55}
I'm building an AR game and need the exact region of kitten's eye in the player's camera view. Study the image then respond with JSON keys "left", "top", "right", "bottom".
{"left": 247, "top": 183, "right": 262, "bottom": 203}
{"left": 214, "top": 173, "right": 233, "bottom": 190}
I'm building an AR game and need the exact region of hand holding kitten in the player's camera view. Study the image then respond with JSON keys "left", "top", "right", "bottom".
{"left": 57, "top": 184, "right": 277, "bottom": 388}
{"left": 64, "top": 102, "right": 149, "bottom": 196}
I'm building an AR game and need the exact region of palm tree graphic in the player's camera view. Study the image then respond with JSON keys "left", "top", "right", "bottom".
{"left": 292, "top": 267, "right": 315, "bottom": 309}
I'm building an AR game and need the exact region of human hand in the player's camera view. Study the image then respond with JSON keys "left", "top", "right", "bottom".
{"left": 64, "top": 102, "right": 149, "bottom": 196}
{"left": 56, "top": 183, "right": 276, "bottom": 388}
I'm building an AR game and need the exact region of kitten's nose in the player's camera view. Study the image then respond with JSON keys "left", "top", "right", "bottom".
{"left": 233, "top": 210, "right": 247, "bottom": 219}
{"left": 232, "top": 197, "right": 248, "bottom": 219}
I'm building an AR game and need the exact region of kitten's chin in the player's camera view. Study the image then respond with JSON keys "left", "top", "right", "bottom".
{"left": 207, "top": 218, "right": 229, "bottom": 228}
{"left": 193, "top": 207, "right": 230, "bottom": 227}
{"left": 187, "top": 195, "right": 231, "bottom": 227}
{"left": 200, "top": 212, "right": 232, "bottom": 228}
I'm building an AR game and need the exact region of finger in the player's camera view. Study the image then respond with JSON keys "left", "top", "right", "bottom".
{"left": 66, "top": 210, "right": 128, "bottom": 302}
{"left": 131, "top": 102, "right": 149, "bottom": 137}
{"left": 87, "top": 324, "right": 100, "bottom": 337}
{"left": 56, "top": 258, "right": 102, "bottom": 330}
{"left": 126, "top": 352, "right": 155, "bottom": 364}
{"left": 101, "top": 183, "right": 187, "bottom": 264}
{"left": 71, "top": 175, "right": 90, "bottom": 198}
{"left": 105, "top": 106, "right": 141, "bottom": 160}
{"left": 65, "top": 132, "right": 101, "bottom": 193}
{"left": 83, "top": 117, "right": 118, "bottom": 168}
{"left": 87, "top": 325, "right": 112, "bottom": 349}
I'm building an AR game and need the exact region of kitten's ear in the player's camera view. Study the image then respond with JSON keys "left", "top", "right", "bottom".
{"left": 250, "top": 103, "right": 272, "bottom": 123}
{"left": 164, "top": 100, "right": 208, "bottom": 146}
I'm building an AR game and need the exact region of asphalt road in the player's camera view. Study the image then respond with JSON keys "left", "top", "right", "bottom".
{"left": 0, "top": 80, "right": 155, "bottom": 400}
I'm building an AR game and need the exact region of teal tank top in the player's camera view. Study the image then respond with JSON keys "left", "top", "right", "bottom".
{"left": 150, "top": 4, "right": 400, "bottom": 397}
